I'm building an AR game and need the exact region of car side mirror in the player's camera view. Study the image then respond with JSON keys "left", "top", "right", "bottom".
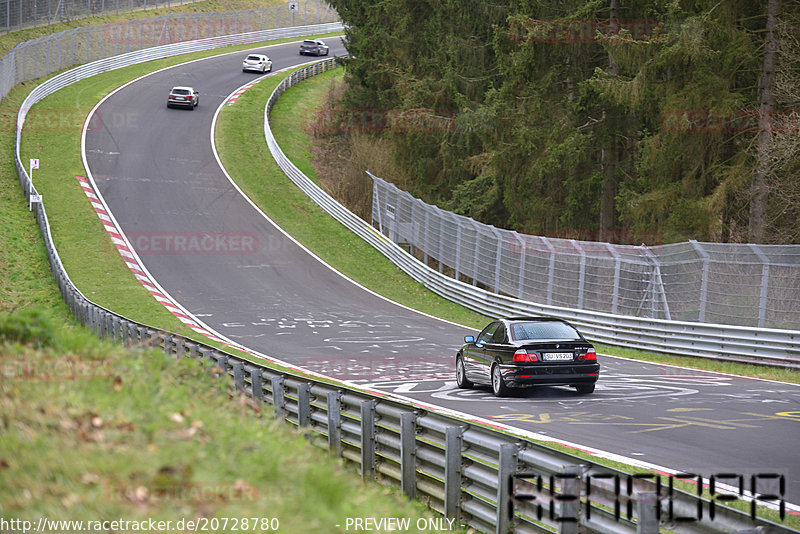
{"left": 464, "top": 335, "right": 475, "bottom": 343}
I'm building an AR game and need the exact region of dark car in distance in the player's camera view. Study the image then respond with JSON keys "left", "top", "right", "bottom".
{"left": 455, "top": 317, "right": 599, "bottom": 397}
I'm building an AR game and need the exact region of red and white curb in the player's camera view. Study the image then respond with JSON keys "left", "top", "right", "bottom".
{"left": 226, "top": 64, "right": 310, "bottom": 105}
{"left": 75, "top": 175, "right": 236, "bottom": 348}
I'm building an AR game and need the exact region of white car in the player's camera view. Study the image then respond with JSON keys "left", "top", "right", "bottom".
{"left": 166, "top": 86, "right": 199, "bottom": 110}
{"left": 242, "top": 54, "right": 272, "bottom": 73}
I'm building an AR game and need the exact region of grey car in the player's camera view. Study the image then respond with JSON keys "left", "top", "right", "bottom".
{"left": 299, "top": 39, "right": 329, "bottom": 56}
{"left": 167, "top": 86, "right": 199, "bottom": 109}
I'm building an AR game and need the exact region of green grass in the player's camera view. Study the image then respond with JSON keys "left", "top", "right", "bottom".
{"left": 216, "top": 67, "right": 800, "bottom": 386}
{"left": 216, "top": 68, "right": 488, "bottom": 330}
{"left": 0, "top": 309, "right": 452, "bottom": 533}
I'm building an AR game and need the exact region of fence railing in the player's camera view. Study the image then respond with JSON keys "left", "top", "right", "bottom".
{"left": 0, "top": 1, "right": 338, "bottom": 99}
{"left": 1, "top": 0, "right": 334, "bottom": 33}
{"left": 9, "top": 18, "right": 796, "bottom": 534}
{"left": 371, "top": 176, "right": 800, "bottom": 332}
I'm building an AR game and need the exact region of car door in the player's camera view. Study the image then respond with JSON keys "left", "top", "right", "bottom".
{"left": 468, "top": 321, "right": 501, "bottom": 382}
{"left": 483, "top": 323, "right": 514, "bottom": 367}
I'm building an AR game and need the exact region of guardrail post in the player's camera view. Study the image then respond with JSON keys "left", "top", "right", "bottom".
{"left": 175, "top": 337, "right": 185, "bottom": 359}
{"left": 251, "top": 368, "right": 263, "bottom": 402}
{"left": 636, "top": 491, "right": 659, "bottom": 534}
{"left": 232, "top": 360, "right": 244, "bottom": 391}
{"left": 360, "top": 400, "right": 375, "bottom": 480}
{"left": 400, "top": 412, "right": 416, "bottom": 499}
{"left": 496, "top": 444, "right": 517, "bottom": 534}
{"left": 216, "top": 355, "right": 228, "bottom": 376}
{"left": 272, "top": 376, "right": 285, "bottom": 420}
{"left": 557, "top": 466, "right": 581, "bottom": 534}
{"left": 444, "top": 426, "right": 464, "bottom": 521}
{"left": 327, "top": 391, "right": 342, "bottom": 455}
{"left": 297, "top": 382, "right": 311, "bottom": 427}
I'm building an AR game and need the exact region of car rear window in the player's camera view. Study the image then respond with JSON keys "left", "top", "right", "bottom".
{"left": 303, "top": 40, "right": 317, "bottom": 45}
{"left": 246, "top": 55, "right": 262, "bottom": 60}
{"left": 511, "top": 322, "right": 581, "bottom": 341}
{"left": 172, "top": 89, "right": 190, "bottom": 95}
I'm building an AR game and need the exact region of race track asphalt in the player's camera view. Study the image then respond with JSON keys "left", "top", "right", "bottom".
{"left": 83, "top": 38, "right": 800, "bottom": 507}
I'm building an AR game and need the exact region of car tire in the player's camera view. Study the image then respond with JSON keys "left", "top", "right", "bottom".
{"left": 325, "top": 49, "right": 329, "bottom": 56}
{"left": 575, "top": 383, "right": 595, "bottom": 394}
{"left": 455, "top": 355, "right": 473, "bottom": 389}
{"left": 491, "top": 363, "right": 510, "bottom": 397}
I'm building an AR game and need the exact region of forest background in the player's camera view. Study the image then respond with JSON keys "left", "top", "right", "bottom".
{"left": 314, "top": 0, "right": 799, "bottom": 245}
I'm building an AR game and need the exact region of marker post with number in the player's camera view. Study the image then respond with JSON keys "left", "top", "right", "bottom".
{"left": 29, "top": 158, "right": 40, "bottom": 211}
{"left": 288, "top": 1, "right": 298, "bottom": 25}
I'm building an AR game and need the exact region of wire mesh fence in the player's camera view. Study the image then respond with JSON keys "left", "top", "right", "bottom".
{"left": 0, "top": 1, "right": 338, "bottom": 99}
{"left": 1, "top": 0, "right": 334, "bottom": 33}
{"left": 370, "top": 173, "right": 800, "bottom": 330}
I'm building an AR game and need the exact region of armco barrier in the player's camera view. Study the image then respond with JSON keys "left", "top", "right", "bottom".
{"left": 264, "top": 63, "right": 800, "bottom": 370}
{"left": 11, "top": 27, "right": 796, "bottom": 534}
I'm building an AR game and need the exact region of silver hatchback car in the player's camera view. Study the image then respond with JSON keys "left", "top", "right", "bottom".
{"left": 242, "top": 54, "right": 272, "bottom": 73}
{"left": 167, "top": 86, "right": 199, "bottom": 110}
{"left": 299, "top": 39, "right": 329, "bottom": 56}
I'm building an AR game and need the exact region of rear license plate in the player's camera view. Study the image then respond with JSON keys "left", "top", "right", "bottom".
{"left": 543, "top": 352, "right": 573, "bottom": 361}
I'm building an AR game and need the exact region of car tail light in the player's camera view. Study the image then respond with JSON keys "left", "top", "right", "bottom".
{"left": 186, "top": 94, "right": 193, "bottom": 99}
{"left": 513, "top": 349, "right": 538, "bottom": 362}
{"left": 577, "top": 348, "right": 597, "bottom": 361}
{"left": 169, "top": 94, "right": 174, "bottom": 98}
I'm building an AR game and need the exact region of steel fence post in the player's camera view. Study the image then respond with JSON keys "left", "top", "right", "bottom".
{"left": 250, "top": 368, "right": 263, "bottom": 402}
{"left": 557, "top": 465, "right": 581, "bottom": 534}
{"left": 232, "top": 360, "right": 244, "bottom": 391}
{"left": 444, "top": 426, "right": 464, "bottom": 521}
{"left": 690, "top": 240, "right": 710, "bottom": 322}
{"left": 515, "top": 233, "right": 526, "bottom": 298}
{"left": 360, "top": 400, "right": 375, "bottom": 480}
{"left": 545, "top": 236, "right": 556, "bottom": 305}
{"left": 272, "top": 376, "right": 285, "bottom": 419}
{"left": 496, "top": 444, "right": 517, "bottom": 534}
{"left": 297, "top": 382, "right": 311, "bottom": 427}
{"left": 636, "top": 491, "right": 659, "bottom": 534}
{"left": 327, "top": 391, "right": 342, "bottom": 455}
{"left": 750, "top": 243, "right": 770, "bottom": 328}
{"left": 570, "top": 239, "right": 586, "bottom": 310}
{"left": 400, "top": 412, "right": 416, "bottom": 498}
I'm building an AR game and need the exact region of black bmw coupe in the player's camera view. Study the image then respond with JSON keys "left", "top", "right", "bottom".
{"left": 456, "top": 317, "right": 599, "bottom": 397}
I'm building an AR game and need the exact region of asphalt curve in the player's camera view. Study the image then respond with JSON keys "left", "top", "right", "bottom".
{"left": 83, "top": 39, "right": 800, "bottom": 506}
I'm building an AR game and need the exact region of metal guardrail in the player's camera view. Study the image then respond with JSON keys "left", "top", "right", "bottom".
{"left": 264, "top": 63, "right": 799, "bottom": 370}
{"left": 10, "top": 25, "right": 795, "bottom": 534}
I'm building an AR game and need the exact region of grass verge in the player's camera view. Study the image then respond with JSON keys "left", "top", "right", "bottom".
{"left": 0, "top": 309, "right": 451, "bottom": 533}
